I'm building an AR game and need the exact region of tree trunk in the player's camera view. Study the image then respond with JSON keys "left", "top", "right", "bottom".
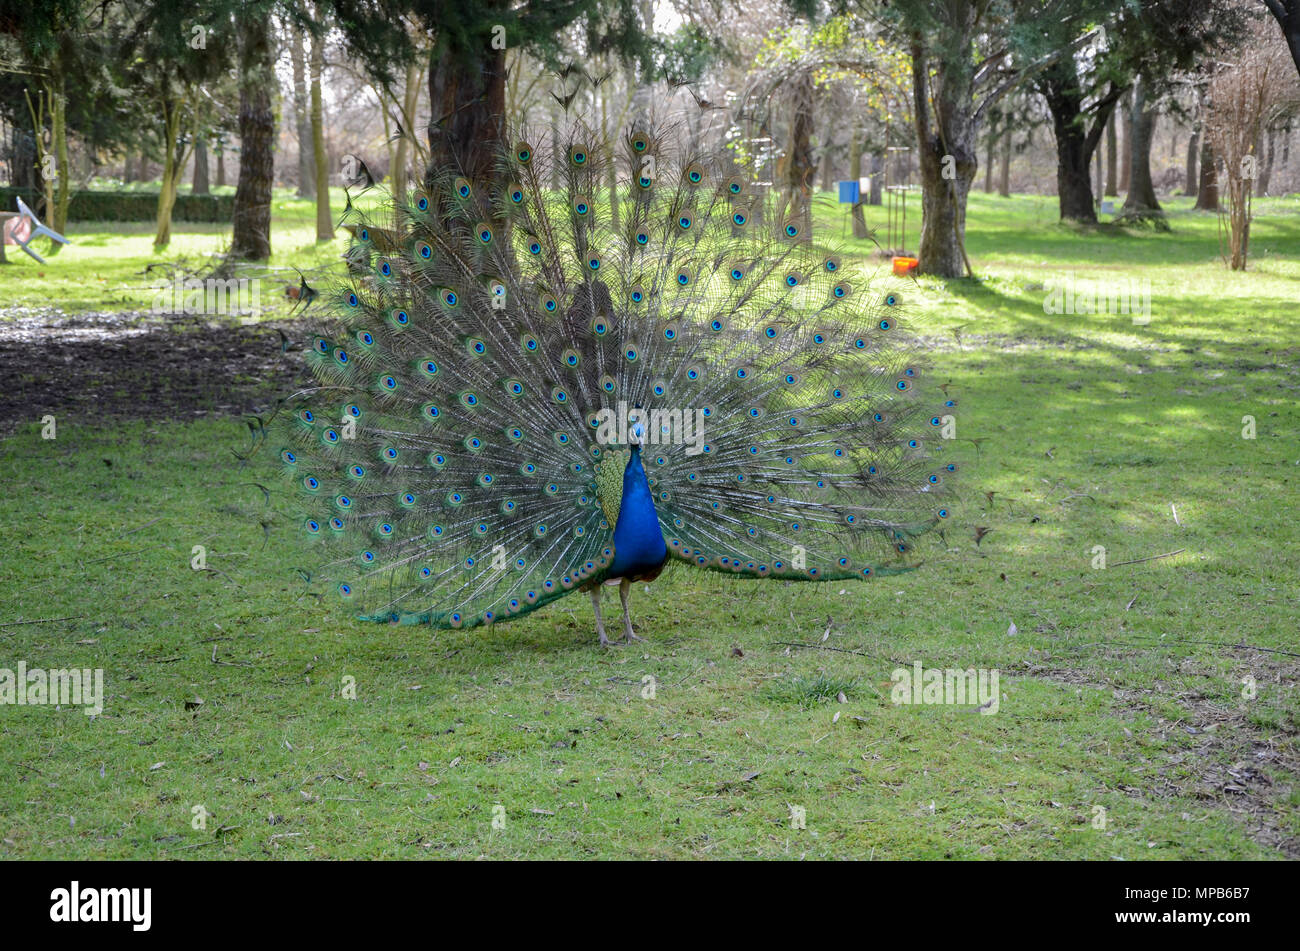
{"left": 1258, "top": 128, "right": 1276, "bottom": 194}
{"left": 1105, "top": 108, "right": 1118, "bottom": 196}
{"left": 50, "top": 76, "right": 69, "bottom": 250}
{"left": 782, "top": 69, "right": 816, "bottom": 239}
{"left": 1052, "top": 126, "right": 1097, "bottom": 221}
{"left": 193, "top": 136, "right": 210, "bottom": 194}
{"left": 984, "top": 120, "right": 995, "bottom": 192}
{"left": 1120, "top": 74, "right": 1161, "bottom": 216}
{"left": 391, "top": 55, "right": 422, "bottom": 200}
{"left": 869, "top": 151, "right": 883, "bottom": 205}
{"left": 1195, "top": 134, "right": 1218, "bottom": 210}
{"left": 601, "top": 82, "right": 619, "bottom": 233}
{"left": 230, "top": 15, "right": 275, "bottom": 261}
{"left": 154, "top": 95, "right": 185, "bottom": 249}
{"left": 1119, "top": 91, "right": 1133, "bottom": 193}
{"left": 310, "top": 16, "right": 332, "bottom": 240}
{"left": 1183, "top": 128, "right": 1198, "bottom": 195}
{"left": 1042, "top": 66, "right": 1127, "bottom": 223}
{"left": 1095, "top": 127, "right": 1103, "bottom": 206}
{"left": 290, "top": 25, "right": 315, "bottom": 199}
{"left": 999, "top": 129, "right": 1010, "bottom": 196}
{"left": 910, "top": 35, "right": 975, "bottom": 277}
{"left": 849, "top": 128, "right": 868, "bottom": 238}
{"left": 216, "top": 139, "right": 226, "bottom": 187}
{"left": 426, "top": 26, "right": 507, "bottom": 196}
{"left": 1263, "top": 0, "right": 1300, "bottom": 80}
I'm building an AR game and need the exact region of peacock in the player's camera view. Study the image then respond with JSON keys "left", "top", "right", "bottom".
{"left": 263, "top": 111, "right": 958, "bottom": 646}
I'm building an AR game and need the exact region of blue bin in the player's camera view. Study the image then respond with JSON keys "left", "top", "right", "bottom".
{"left": 837, "top": 180, "right": 860, "bottom": 204}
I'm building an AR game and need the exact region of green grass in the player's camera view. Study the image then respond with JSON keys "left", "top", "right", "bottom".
{"left": 0, "top": 186, "right": 356, "bottom": 313}
{"left": 0, "top": 188, "right": 1296, "bottom": 859}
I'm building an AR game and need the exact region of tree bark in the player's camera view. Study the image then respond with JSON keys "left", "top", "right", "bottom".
{"left": 999, "top": 128, "right": 1010, "bottom": 196}
{"left": 782, "top": 69, "right": 816, "bottom": 239}
{"left": 1195, "top": 133, "right": 1218, "bottom": 209}
{"left": 1038, "top": 60, "right": 1101, "bottom": 222}
{"left": 1258, "top": 128, "right": 1276, "bottom": 194}
{"left": 154, "top": 93, "right": 187, "bottom": 249}
{"left": 50, "top": 76, "right": 69, "bottom": 249}
{"left": 193, "top": 136, "right": 210, "bottom": 194}
{"left": 310, "top": 15, "right": 332, "bottom": 240}
{"left": 849, "top": 127, "right": 868, "bottom": 238}
{"left": 910, "top": 36, "right": 975, "bottom": 277}
{"left": 1052, "top": 124, "right": 1097, "bottom": 221}
{"left": 216, "top": 138, "right": 226, "bottom": 188}
{"left": 426, "top": 29, "right": 507, "bottom": 192}
{"left": 230, "top": 15, "right": 275, "bottom": 260}
{"left": 1095, "top": 126, "right": 1103, "bottom": 205}
{"left": 290, "top": 24, "right": 315, "bottom": 199}
{"left": 869, "top": 151, "right": 883, "bottom": 205}
{"left": 1119, "top": 91, "right": 1133, "bottom": 193}
{"left": 1184, "top": 128, "right": 1198, "bottom": 196}
{"left": 1105, "top": 108, "right": 1118, "bottom": 196}
{"left": 1120, "top": 74, "right": 1161, "bottom": 216}
{"left": 1263, "top": 0, "right": 1300, "bottom": 79}
{"left": 391, "top": 55, "right": 422, "bottom": 200}
{"left": 984, "top": 120, "right": 995, "bottom": 192}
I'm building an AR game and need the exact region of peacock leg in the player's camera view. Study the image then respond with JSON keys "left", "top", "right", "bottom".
{"left": 618, "top": 577, "right": 645, "bottom": 644}
{"left": 591, "top": 588, "right": 612, "bottom": 647}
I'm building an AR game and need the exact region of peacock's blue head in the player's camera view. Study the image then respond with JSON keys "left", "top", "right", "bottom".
{"left": 628, "top": 418, "right": 646, "bottom": 450}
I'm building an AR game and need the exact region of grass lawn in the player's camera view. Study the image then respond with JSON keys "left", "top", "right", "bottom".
{"left": 0, "top": 186, "right": 358, "bottom": 313}
{"left": 0, "top": 189, "right": 1296, "bottom": 858}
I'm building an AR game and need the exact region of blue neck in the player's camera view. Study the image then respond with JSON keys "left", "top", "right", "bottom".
{"left": 609, "top": 446, "right": 667, "bottom": 579}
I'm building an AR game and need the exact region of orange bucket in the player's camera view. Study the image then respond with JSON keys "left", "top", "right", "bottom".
{"left": 892, "top": 256, "right": 918, "bottom": 276}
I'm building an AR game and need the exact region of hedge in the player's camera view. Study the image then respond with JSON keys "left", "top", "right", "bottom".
{"left": 0, "top": 187, "right": 236, "bottom": 223}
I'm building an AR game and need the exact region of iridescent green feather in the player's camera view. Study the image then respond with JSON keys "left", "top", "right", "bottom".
{"left": 263, "top": 106, "right": 959, "bottom": 629}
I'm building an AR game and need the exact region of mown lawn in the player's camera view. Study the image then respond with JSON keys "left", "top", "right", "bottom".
{"left": 0, "top": 186, "right": 357, "bottom": 313}
{"left": 0, "top": 189, "right": 1296, "bottom": 858}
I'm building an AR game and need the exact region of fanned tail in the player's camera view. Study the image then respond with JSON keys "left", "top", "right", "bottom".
{"left": 263, "top": 105, "right": 959, "bottom": 628}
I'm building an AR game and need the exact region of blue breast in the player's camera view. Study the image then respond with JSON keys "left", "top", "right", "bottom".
{"left": 609, "top": 447, "right": 668, "bottom": 580}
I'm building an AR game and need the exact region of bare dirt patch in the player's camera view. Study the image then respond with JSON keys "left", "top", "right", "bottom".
{"left": 0, "top": 308, "right": 300, "bottom": 436}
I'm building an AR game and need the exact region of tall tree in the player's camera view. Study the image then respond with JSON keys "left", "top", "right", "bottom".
{"left": 331, "top": 0, "right": 655, "bottom": 195}
{"left": 1036, "top": 53, "right": 1122, "bottom": 223}
{"left": 1034, "top": 0, "right": 1235, "bottom": 224}
{"left": 1105, "top": 107, "right": 1118, "bottom": 195}
{"left": 3, "top": 0, "right": 119, "bottom": 250}
{"left": 193, "top": 136, "right": 211, "bottom": 194}
{"left": 289, "top": 21, "right": 315, "bottom": 198}
{"left": 229, "top": 9, "right": 275, "bottom": 261}
{"left": 882, "top": 0, "right": 1094, "bottom": 275}
{"left": 124, "top": 1, "right": 230, "bottom": 249}
{"left": 1119, "top": 70, "right": 1161, "bottom": 218}
{"left": 309, "top": 3, "right": 332, "bottom": 240}
{"left": 1263, "top": 0, "right": 1300, "bottom": 78}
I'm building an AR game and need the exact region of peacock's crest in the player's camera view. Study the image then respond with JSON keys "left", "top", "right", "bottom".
{"left": 264, "top": 113, "right": 959, "bottom": 635}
